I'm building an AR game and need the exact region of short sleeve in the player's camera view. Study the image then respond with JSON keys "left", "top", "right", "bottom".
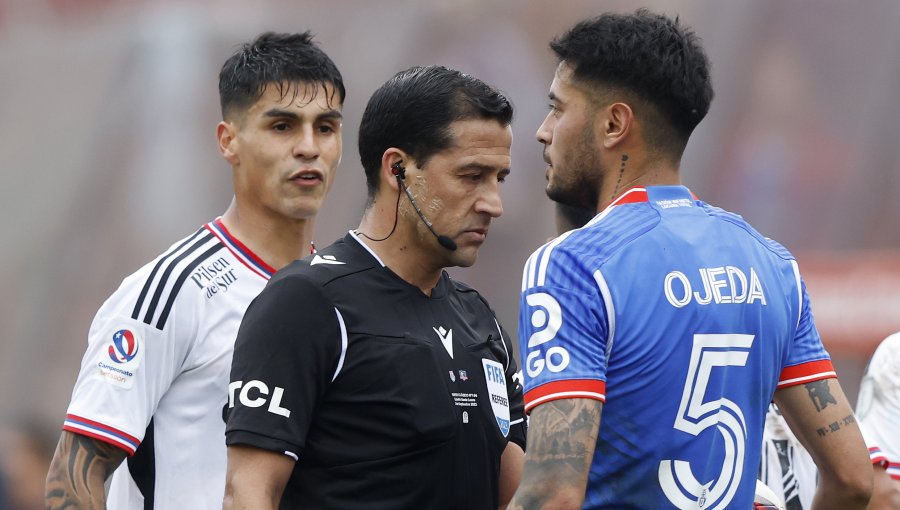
{"left": 777, "top": 275, "right": 836, "bottom": 388}
{"left": 857, "top": 333, "right": 900, "bottom": 468}
{"left": 225, "top": 275, "right": 342, "bottom": 458}
{"left": 518, "top": 244, "right": 608, "bottom": 414}
{"left": 64, "top": 276, "right": 195, "bottom": 455}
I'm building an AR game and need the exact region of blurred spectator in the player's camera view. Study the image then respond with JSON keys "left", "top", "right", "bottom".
{"left": 0, "top": 419, "right": 56, "bottom": 510}
{"left": 711, "top": 38, "right": 855, "bottom": 250}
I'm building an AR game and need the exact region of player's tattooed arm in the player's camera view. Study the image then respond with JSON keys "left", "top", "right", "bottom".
{"left": 803, "top": 379, "right": 856, "bottom": 437}
{"left": 45, "top": 430, "right": 128, "bottom": 509}
{"left": 507, "top": 398, "right": 602, "bottom": 510}
{"left": 775, "top": 378, "right": 873, "bottom": 509}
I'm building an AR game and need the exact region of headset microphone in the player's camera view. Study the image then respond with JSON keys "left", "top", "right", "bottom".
{"left": 391, "top": 162, "right": 458, "bottom": 251}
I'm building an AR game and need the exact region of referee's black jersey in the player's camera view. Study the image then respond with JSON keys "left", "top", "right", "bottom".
{"left": 226, "top": 232, "right": 526, "bottom": 509}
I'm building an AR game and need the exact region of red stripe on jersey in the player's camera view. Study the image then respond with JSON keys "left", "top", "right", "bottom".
{"left": 888, "top": 463, "right": 900, "bottom": 480}
{"left": 524, "top": 379, "right": 606, "bottom": 414}
{"left": 607, "top": 187, "right": 699, "bottom": 209}
{"left": 63, "top": 425, "right": 137, "bottom": 456}
{"left": 63, "top": 414, "right": 140, "bottom": 455}
{"left": 777, "top": 359, "right": 837, "bottom": 388}
{"left": 869, "top": 446, "right": 889, "bottom": 468}
{"left": 610, "top": 187, "right": 648, "bottom": 206}
{"left": 213, "top": 218, "right": 277, "bottom": 277}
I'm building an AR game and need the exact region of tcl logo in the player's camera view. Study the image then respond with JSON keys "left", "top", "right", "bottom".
{"left": 228, "top": 380, "right": 291, "bottom": 418}
{"left": 524, "top": 292, "right": 570, "bottom": 378}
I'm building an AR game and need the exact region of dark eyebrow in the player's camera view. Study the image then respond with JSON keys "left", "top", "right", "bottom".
{"left": 462, "top": 163, "right": 511, "bottom": 175}
{"left": 262, "top": 108, "right": 343, "bottom": 121}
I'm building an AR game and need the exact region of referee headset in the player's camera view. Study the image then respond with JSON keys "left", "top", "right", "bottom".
{"left": 388, "top": 160, "right": 458, "bottom": 251}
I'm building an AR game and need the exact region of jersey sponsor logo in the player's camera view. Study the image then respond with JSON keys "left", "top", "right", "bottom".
{"left": 96, "top": 328, "right": 142, "bottom": 388}
{"left": 310, "top": 254, "right": 345, "bottom": 266}
{"left": 433, "top": 326, "right": 454, "bottom": 359}
{"left": 459, "top": 370, "right": 468, "bottom": 381}
{"left": 189, "top": 256, "right": 239, "bottom": 299}
{"left": 228, "top": 380, "right": 291, "bottom": 418}
{"left": 482, "top": 358, "right": 510, "bottom": 437}
{"left": 523, "top": 292, "right": 570, "bottom": 378}
{"left": 664, "top": 266, "right": 767, "bottom": 308}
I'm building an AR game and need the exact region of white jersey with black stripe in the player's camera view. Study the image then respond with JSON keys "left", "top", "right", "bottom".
{"left": 759, "top": 403, "right": 818, "bottom": 509}
{"left": 857, "top": 332, "right": 900, "bottom": 481}
{"left": 62, "top": 218, "right": 274, "bottom": 509}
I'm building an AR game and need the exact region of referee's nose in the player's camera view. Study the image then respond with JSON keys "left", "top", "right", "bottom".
{"left": 475, "top": 186, "right": 503, "bottom": 219}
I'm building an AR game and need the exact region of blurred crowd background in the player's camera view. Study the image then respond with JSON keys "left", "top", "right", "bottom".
{"left": 1, "top": 0, "right": 899, "bottom": 507}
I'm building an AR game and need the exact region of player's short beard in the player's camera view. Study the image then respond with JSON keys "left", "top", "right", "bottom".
{"left": 545, "top": 123, "right": 602, "bottom": 213}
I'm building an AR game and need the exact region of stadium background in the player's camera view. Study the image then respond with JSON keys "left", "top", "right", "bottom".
{"left": 1, "top": 0, "right": 899, "bottom": 506}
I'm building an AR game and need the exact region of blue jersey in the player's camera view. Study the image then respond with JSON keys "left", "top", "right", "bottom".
{"left": 519, "top": 186, "right": 835, "bottom": 510}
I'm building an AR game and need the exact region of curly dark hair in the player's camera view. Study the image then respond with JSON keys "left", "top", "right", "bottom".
{"left": 551, "top": 9, "right": 713, "bottom": 155}
{"left": 218, "top": 31, "right": 345, "bottom": 120}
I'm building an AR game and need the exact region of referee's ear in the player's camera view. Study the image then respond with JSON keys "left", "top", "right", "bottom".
{"left": 380, "top": 148, "right": 408, "bottom": 194}
{"left": 217, "top": 121, "right": 240, "bottom": 166}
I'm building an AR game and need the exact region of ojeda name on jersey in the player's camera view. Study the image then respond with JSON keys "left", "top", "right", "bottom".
{"left": 664, "top": 265, "right": 766, "bottom": 308}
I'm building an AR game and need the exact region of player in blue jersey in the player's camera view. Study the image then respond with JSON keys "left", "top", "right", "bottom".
{"left": 508, "top": 9, "right": 872, "bottom": 510}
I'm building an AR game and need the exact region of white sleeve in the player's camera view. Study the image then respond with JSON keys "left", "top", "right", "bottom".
{"left": 857, "top": 333, "right": 900, "bottom": 465}
{"left": 63, "top": 265, "right": 197, "bottom": 455}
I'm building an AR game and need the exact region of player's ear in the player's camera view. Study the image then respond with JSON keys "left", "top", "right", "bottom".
{"left": 217, "top": 121, "right": 239, "bottom": 165}
{"left": 600, "top": 102, "right": 634, "bottom": 150}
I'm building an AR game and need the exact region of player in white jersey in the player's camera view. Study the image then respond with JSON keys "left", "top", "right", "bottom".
{"left": 44, "top": 32, "right": 344, "bottom": 509}
{"left": 508, "top": 10, "right": 872, "bottom": 510}
{"left": 857, "top": 332, "right": 900, "bottom": 508}
{"left": 758, "top": 403, "right": 818, "bottom": 509}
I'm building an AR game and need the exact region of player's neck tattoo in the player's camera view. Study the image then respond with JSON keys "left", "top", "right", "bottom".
{"left": 611, "top": 153, "right": 628, "bottom": 199}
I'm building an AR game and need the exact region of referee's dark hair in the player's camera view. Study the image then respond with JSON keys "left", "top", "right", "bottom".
{"left": 358, "top": 65, "right": 513, "bottom": 203}
{"left": 218, "top": 31, "right": 345, "bottom": 121}
{"left": 551, "top": 9, "right": 713, "bottom": 158}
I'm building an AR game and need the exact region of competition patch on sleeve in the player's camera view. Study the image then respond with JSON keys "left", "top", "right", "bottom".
{"left": 482, "top": 358, "right": 510, "bottom": 437}
{"left": 95, "top": 328, "right": 143, "bottom": 389}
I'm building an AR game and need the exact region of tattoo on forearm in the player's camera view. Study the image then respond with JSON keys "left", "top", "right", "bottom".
{"left": 508, "top": 399, "right": 601, "bottom": 509}
{"left": 46, "top": 433, "right": 126, "bottom": 509}
{"left": 815, "top": 414, "right": 856, "bottom": 438}
{"left": 805, "top": 379, "right": 838, "bottom": 412}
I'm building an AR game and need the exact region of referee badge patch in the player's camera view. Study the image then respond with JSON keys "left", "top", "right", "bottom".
{"left": 95, "top": 328, "right": 143, "bottom": 389}
{"left": 482, "top": 358, "right": 510, "bottom": 437}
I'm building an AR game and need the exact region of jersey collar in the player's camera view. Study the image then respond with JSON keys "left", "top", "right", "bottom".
{"left": 206, "top": 218, "right": 277, "bottom": 279}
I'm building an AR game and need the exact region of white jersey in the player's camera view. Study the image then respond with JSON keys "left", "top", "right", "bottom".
{"left": 857, "top": 332, "right": 900, "bottom": 481}
{"left": 758, "top": 403, "right": 818, "bottom": 509}
{"left": 62, "top": 219, "right": 274, "bottom": 509}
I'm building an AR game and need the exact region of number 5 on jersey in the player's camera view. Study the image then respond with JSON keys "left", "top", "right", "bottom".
{"left": 659, "top": 333, "right": 754, "bottom": 510}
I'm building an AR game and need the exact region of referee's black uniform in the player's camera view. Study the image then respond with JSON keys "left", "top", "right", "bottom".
{"left": 226, "top": 232, "right": 526, "bottom": 509}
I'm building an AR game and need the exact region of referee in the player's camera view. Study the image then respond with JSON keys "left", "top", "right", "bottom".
{"left": 224, "top": 65, "right": 525, "bottom": 509}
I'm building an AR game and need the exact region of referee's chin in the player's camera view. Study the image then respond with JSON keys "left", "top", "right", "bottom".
{"left": 442, "top": 244, "right": 479, "bottom": 269}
